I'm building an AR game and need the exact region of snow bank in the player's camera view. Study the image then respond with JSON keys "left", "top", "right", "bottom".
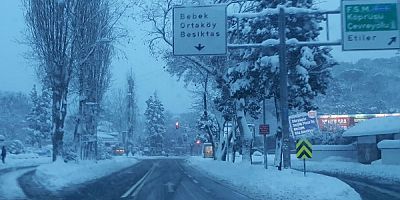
{"left": 292, "top": 157, "right": 400, "bottom": 183}
{"left": 0, "top": 156, "right": 51, "bottom": 170}
{"left": 343, "top": 116, "right": 400, "bottom": 137}
{"left": 378, "top": 140, "right": 400, "bottom": 149}
{"left": 35, "top": 157, "right": 138, "bottom": 191}
{"left": 187, "top": 157, "right": 361, "bottom": 200}
{"left": 8, "top": 153, "right": 40, "bottom": 159}
{"left": 314, "top": 144, "right": 356, "bottom": 151}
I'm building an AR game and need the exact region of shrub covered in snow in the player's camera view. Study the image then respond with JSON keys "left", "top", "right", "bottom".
{"left": 306, "top": 130, "right": 353, "bottom": 145}
{"left": 97, "top": 138, "right": 112, "bottom": 160}
{"left": 63, "top": 143, "right": 78, "bottom": 163}
{"left": 7, "top": 140, "right": 25, "bottom": 154}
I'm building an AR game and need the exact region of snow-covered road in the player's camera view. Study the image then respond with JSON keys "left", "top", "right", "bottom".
{"left": 0, "top": 166, "right": 36, "bottom": 199}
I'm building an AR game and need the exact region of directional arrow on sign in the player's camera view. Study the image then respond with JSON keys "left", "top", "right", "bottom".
{"left": 194, "top": 44, "right": 205, "bottom": 51}
{"left": 388, "top": 37, "right": 397, "bottom": 45}
{"left": 296, "top": 139, "right": 312, "bottom": 159}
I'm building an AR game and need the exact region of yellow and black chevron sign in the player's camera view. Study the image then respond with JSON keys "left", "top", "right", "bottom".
{"left": 296, "top": 139, "right": 312, "bottom": 159}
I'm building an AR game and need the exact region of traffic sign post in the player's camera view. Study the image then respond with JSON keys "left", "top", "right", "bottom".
{"left": 296, "top": 139, "right": 312, "bottom": 176}
{"left": 342, "top": 0, "right": 400, "bottom": 50}
{"left": 173, "top": 5, "right": 227, "bottom": 56}
{"left": 259, "top": 123, "right": 270, "bottom": 169}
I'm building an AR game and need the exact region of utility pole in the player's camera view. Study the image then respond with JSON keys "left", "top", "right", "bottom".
{"left": 278, "top": 7, "right": 291, "bottom": 169}
{"left": 127, "top": 69, "right": 135, "bottom": 156}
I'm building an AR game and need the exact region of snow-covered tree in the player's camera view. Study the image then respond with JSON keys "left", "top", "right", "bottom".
{"left": 24, "top": 0, "right": 75, "bottom": 161}
{"left": 226, "top": 0, "right": 337, "bottom": 167}
{"left": 144, "top": 92, "right": 166, "bottom": 152}
{"left": 196, "top": 111, "right": 220, "bottom": 159}
{"left": 125, "top": 70, "right": 138, "bottom": 154}
{"left": 8, "top": 140, "right": 25, "bottom": 154}
{"left": 26, "top": 85, "right": 52, "bottom": 148}
{"left": 316, "top": 57, "right": 400, "bottom": 114}
{"left": 24, "top": 0, "right": 130, "bottom": 161}
{"left": 71, "top": 0, "right": 117, "bottom": 160}
{"left": 0, "top": 92, "right": 31, "bottom": 142}
{"left": 143, "top": 0, "right": 337, "bottom": 166}
{"left": 103, "top": 89, "right": 128, "bottom": 133}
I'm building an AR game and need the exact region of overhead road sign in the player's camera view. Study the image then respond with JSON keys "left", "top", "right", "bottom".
{"left": 342, "top": 0, "right": 400, "bottom": 50}
{"left": 296, "top": 139, "right": 312, "bottom": 159}
{"left": 173, "top": 5, "right": 227, "bottom": 56}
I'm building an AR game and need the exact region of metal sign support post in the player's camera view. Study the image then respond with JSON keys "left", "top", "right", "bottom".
{"left": 226, "top": 122, "right": 230, "bottom": 162}
{"left": 278, "top": 7, "right": 291, "bottom": 169}
{"left": 303, "top": 158, "right": 306, "bottom": 177}
{"left": 263, "top": 99, "right": 268, "bottom": 169}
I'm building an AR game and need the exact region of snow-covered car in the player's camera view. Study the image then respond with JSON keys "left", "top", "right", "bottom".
{"left": 251, "top": 150, "right": 263, "bottom": 165}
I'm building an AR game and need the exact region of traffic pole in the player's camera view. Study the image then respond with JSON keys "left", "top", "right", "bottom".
{"left": 263, "top": 99, "right": 268, "bottom": 169}
{"left": 278, "top": 7, "right": 291, "bottom": 169}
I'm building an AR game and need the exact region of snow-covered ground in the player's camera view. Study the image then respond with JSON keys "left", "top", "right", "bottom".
{"left": 0, "top": 154, "right": 51, "bottom": 170}
{"left": 35, "top": 156, "right": 139, "bottom": 191}
{"left": 292, "top": 157, "right": 400, "bottom": 183}
{"left": 0, "top": 154, "right": 52, "bottom": 199}
{"left": 0, "top": 167, "right": 34, "bottom": 199}
{"left": 186, "top": 156, "right": 361, "bottom": 200}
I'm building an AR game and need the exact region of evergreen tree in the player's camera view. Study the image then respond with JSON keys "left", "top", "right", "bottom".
{"left": 144, "top": 92, "right": 166, "bottom": 153}
{"left": 26, "top": 85, "right": 51, "bottom": 148}
{"left": 38, "top": 87, "right": 52, "bottom": 141}
{"left": 26, "top": 85, "right": 40, "bottom": 146}
{"left": 227, "top": 0, "right": 337, "bottom": 167}
{"left": 26, "top": 85, "right": 52, "bottom": 148}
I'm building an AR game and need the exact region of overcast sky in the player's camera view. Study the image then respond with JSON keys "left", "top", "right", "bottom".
{"left": 0, "top": 0, "right": 399, "bottom": 114}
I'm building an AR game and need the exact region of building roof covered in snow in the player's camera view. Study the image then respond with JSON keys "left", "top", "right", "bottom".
{"left": 343, "top": 116, "right": 400, "bottom": 137}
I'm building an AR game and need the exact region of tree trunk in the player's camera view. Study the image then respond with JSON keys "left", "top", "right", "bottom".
{"left": 236, "top": 99, "right": 252, "bottom": 162}
{"left": 217, "top": 121, "right": 227, "bottom": 161}
{"left": 52, "top": 88, "right": 68, "bottom": 162}
{"left": 273, "top": 97, "right": 283, "bottom": 169}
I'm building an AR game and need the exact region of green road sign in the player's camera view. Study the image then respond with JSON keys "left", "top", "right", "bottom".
{"left": 296, "top": 139, "right": 312, "bottom": 159}
{"left": 342, "top": 0, "right": 400, "bottom": 50}
{"left": 345, "top": 4, "right": 398, "bottom": 32}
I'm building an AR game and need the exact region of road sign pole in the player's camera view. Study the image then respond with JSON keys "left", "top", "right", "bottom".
{"left": 398, "top": 0, "right": 400, "bottom": 49}
{"left": 263, "top": 99, "right": 268, "bottom": 169}
{"left": 296, "top": 139, "right": 312, "bottom": 177}
{"left": 278, "top": 7, "right": 291, "bottom": 169}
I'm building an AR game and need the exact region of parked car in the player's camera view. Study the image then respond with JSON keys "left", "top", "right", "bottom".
{"left": 112, "top": 146, "right": 125, "bottom": 156}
